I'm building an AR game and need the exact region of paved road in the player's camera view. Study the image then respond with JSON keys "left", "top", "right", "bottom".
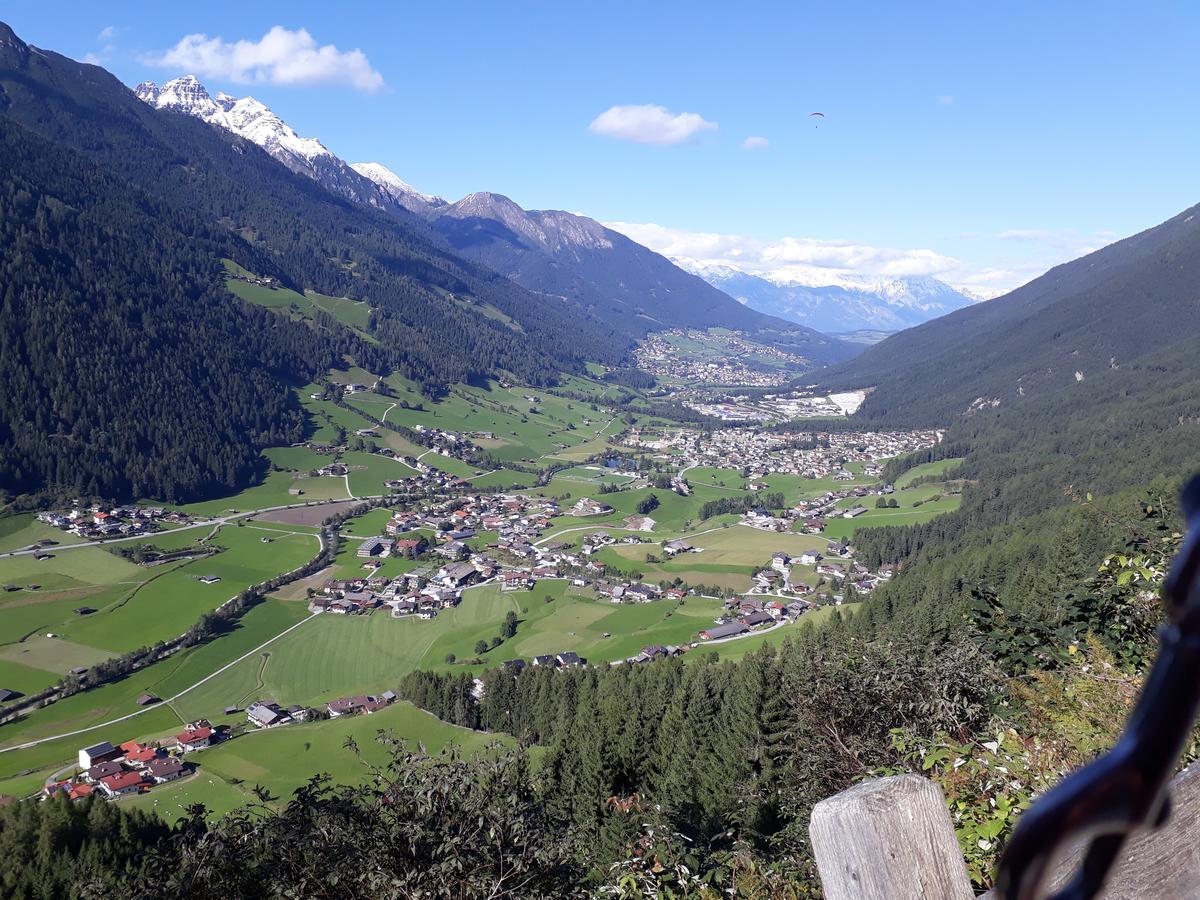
{"left": 0, "top": 497, "right": 387, "bottom": 559}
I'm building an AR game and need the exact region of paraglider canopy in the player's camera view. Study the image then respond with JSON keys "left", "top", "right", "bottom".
{"left": 809, "top": 112, "right": 825, "bottom": 117}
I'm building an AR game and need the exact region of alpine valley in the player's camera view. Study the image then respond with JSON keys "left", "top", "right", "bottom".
{"left": 2, "top": 15, "right": 1199, "bottom": 900}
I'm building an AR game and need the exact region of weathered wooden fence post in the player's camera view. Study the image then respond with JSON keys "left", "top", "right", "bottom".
{"left": 810, "top": 774, "right": 974, "bottom": 900}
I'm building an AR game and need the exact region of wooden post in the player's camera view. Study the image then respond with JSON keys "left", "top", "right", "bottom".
{"left": 811, "top": 774, "right": 974, "bottom": 900}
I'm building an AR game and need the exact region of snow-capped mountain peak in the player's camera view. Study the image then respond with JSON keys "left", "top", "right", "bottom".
{"left": 134, "top": 75, "right": 425, "bottom": 215}
{"left": 672, "top": 257, "right": 981, "bottom": 333}
{"left": 351, "top": 162, "right": 445, "bottom": 210}
{"left": 136, "top": 76, "right": 333, "bottom": 167}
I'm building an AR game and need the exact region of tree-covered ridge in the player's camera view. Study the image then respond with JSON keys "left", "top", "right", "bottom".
{"left": 816, "top": 198, "right": 1200, "bottom": 426}
{"left": 0, "top": 119, "right": 349, "bottom": 502}
{"left": 0, "top": 23, "right": 625, "bottom": 390}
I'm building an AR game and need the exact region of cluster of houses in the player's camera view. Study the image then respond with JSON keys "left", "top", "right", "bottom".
{"left": 311, "top": 574, "right": 467, "bottom": 618}
{"left": 499, "top": 651, "right": 587, "bottom": 674}
{"left": 633, "top": 331, "right": 804, "bottom": 388}
{"left": 698, "top": 595, "right": 812, "bottom": 641}
{"left": 626, "top": 426, "right": 939, "bottom": 484}
{"left": 745, "top": 546, "right": 894, "bottom": 600}
{"left": 34, "top": 504, "right": 188, "bottom": 540}
{"left": 44, "top": 723, "right": 228, "bottom": 803}
{"left": 739, "top": 484, "right": 896, "bottom": 534}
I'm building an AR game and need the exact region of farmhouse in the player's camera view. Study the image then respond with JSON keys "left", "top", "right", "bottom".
{"left": 699, "top": 622, "right": 749, "bottom": 640}
{"left": 85, "top": 760, "right": 123, "bottom": 783}
{"left": 501, "top": 570, "right": 534, "bottom": 592}
{"left": 78, "top": 742, "right": 122, "bottom": 770}
{"left": 572, "top": 498, "right": 614, "bottom": 517}
{"left": 438, "top": 561, "right": 477, "bottom": 588}
{"left": 623, "top": 515, "right": 656, "bottom": 532}
{"left": 247, "top": 700, "right": 292, "bottom": 729}
{"left": 740, "top": 610, "right": 774, "bottom": 627}
{"left": 147, "top": 758, "right": 187, "bottom": 784}
{"left": 663, "top": 539, "right": 695, "bottom": 556}
{"left": 98, "top": 771, "right": 144, "bottom": 797}
{"left": 173, "top": 726, "right": 212, "bottom": 753}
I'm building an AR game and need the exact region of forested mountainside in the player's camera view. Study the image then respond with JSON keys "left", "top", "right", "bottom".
{"left": 134, "top": 71, "right": 853, "bottom": 363}
{"left": 0, "top": 119, "right": 349, "bottom": 502}
{"left": 816, "top": 200, "right": 1200, "bottom": 424}
{"left": 794, "top": 199, "right": 1200, "bottom": 667}
{"left": 427, "top": 191, "right": 854, "bottom": 361}
{"left": 0, "top": 22, "right": 625, "bottom": 391}
{"left": 0, "top": 22, "right": 635, "bottom": 503}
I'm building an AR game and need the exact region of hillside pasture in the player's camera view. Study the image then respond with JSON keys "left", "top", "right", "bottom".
{"left": 120, "top": 701, "right": 505, "bottom": 822}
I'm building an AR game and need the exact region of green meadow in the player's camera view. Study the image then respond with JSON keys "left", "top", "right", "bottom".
{"left": 119, "top": 701, "right": 505, "bottom": 822}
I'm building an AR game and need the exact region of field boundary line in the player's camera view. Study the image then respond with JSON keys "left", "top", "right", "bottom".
{"left": 0, "top": 612, "right": 322, "bottom": 754}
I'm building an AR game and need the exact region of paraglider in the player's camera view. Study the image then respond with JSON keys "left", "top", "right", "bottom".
{"left": 810, "top": 111, "right": 825, "bottom": 129}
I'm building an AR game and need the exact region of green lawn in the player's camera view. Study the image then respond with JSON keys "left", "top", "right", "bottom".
{"left": 171, "top": 582, "right": 730, "bottom": 722}
{"left": 894, "top": 458, "right": 965, "bottom": 488}
{"left": 225, "top": 268, "right": 373, "bottom": 338}
{"left": 0, "top": 514, "right": 65, "bottom": 553}
{"left": 119, "top": 701, "right": 506, "bottom": 822}
{"left": 822, "top": 480, "right": 962, "bottom": 539}
{"left": 0, "top": 599, "right": 310, "bottom": 786}
{"left": 595, "top": 525, "right": 826, "bottom": 592}
{"left": 0, "top": 524, "right": 318, "bottom": 699}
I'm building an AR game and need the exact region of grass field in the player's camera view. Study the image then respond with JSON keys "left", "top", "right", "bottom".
{"left": 224, "top": 266, "right": 374, "bottom": 340}
{"left": 894, "top": 457, "right": 965, "bottom": 488}
{"left": 822, "top": 480, "right": 962, "bottom": 539}
{"left": 0, "top": 525, "right": 319, "bottom": 698}
{"left": 170, "top": 581, "right": 730, "bottom": 724}
{"left": 119, "top": 701, "right": 506, "bottom": 822}
{"left": 0, "top": 598, "right": 311, "bottom": 788}
{"left": 595, "top": 525, "right": 826, "bottom": 591}
{"left": 0, "top": 514, "right": 66, "bottom": 553}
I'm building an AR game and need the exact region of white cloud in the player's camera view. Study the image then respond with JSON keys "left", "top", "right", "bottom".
{"left": 742, "top": 135, "right": 770, "bottom": 150}
{"left": 146, "top": 26, "right": 384, "bottom": 92}
{"left": 936, "top": 94, "right": 955, "bottom": 105}
{"left": 98, "top": 26, "right": 117, "bottom": 41}
{"left": 588, "top": 104, "right": 717, "bottom": 145}
{"left": 603, "top": 220, "right": 1034, "bottom": 297}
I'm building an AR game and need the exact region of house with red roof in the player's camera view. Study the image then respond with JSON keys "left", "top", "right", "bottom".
{"left": 98, "top": 771, "right": 144, "bottom": 797}
{"left": 173, "top": 726, "right": 212, "bottom": 753}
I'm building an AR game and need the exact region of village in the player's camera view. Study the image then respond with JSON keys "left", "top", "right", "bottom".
{"left": 633, "top": 330, "right": 809, "bottom": 387}
{"left": 31, "top": 504, "right": 190, "bottom": 542}
{"left": 627, "top": 424, "right": 941, "bottom": 479}
{"left": 15, "top": 416, "right": 947, "bottom": 813}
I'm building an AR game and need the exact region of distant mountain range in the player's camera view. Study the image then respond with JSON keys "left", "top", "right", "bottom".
{"left": 135, "top": 75, "right": 856, "bottom": 362}
{"left": 673, "top": 258, "right": 981, "bottom": 333}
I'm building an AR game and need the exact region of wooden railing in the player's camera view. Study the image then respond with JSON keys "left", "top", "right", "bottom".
{"left": 810, "top": 764, "right": 1200, "bottom": 899}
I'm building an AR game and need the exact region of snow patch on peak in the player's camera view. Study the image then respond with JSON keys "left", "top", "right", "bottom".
{"left": 136, "top": 75, "right": 333, "bottom": 169}
{"left": 673, "top": 256, "right": 980, "bottom": 332}
{"left": 351, "top": 162, "right": 442, "bottom": 205}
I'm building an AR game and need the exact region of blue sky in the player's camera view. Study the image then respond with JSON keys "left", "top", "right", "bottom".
{"left": 5, "top": 1, "right": 1198, "bottom": 294}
